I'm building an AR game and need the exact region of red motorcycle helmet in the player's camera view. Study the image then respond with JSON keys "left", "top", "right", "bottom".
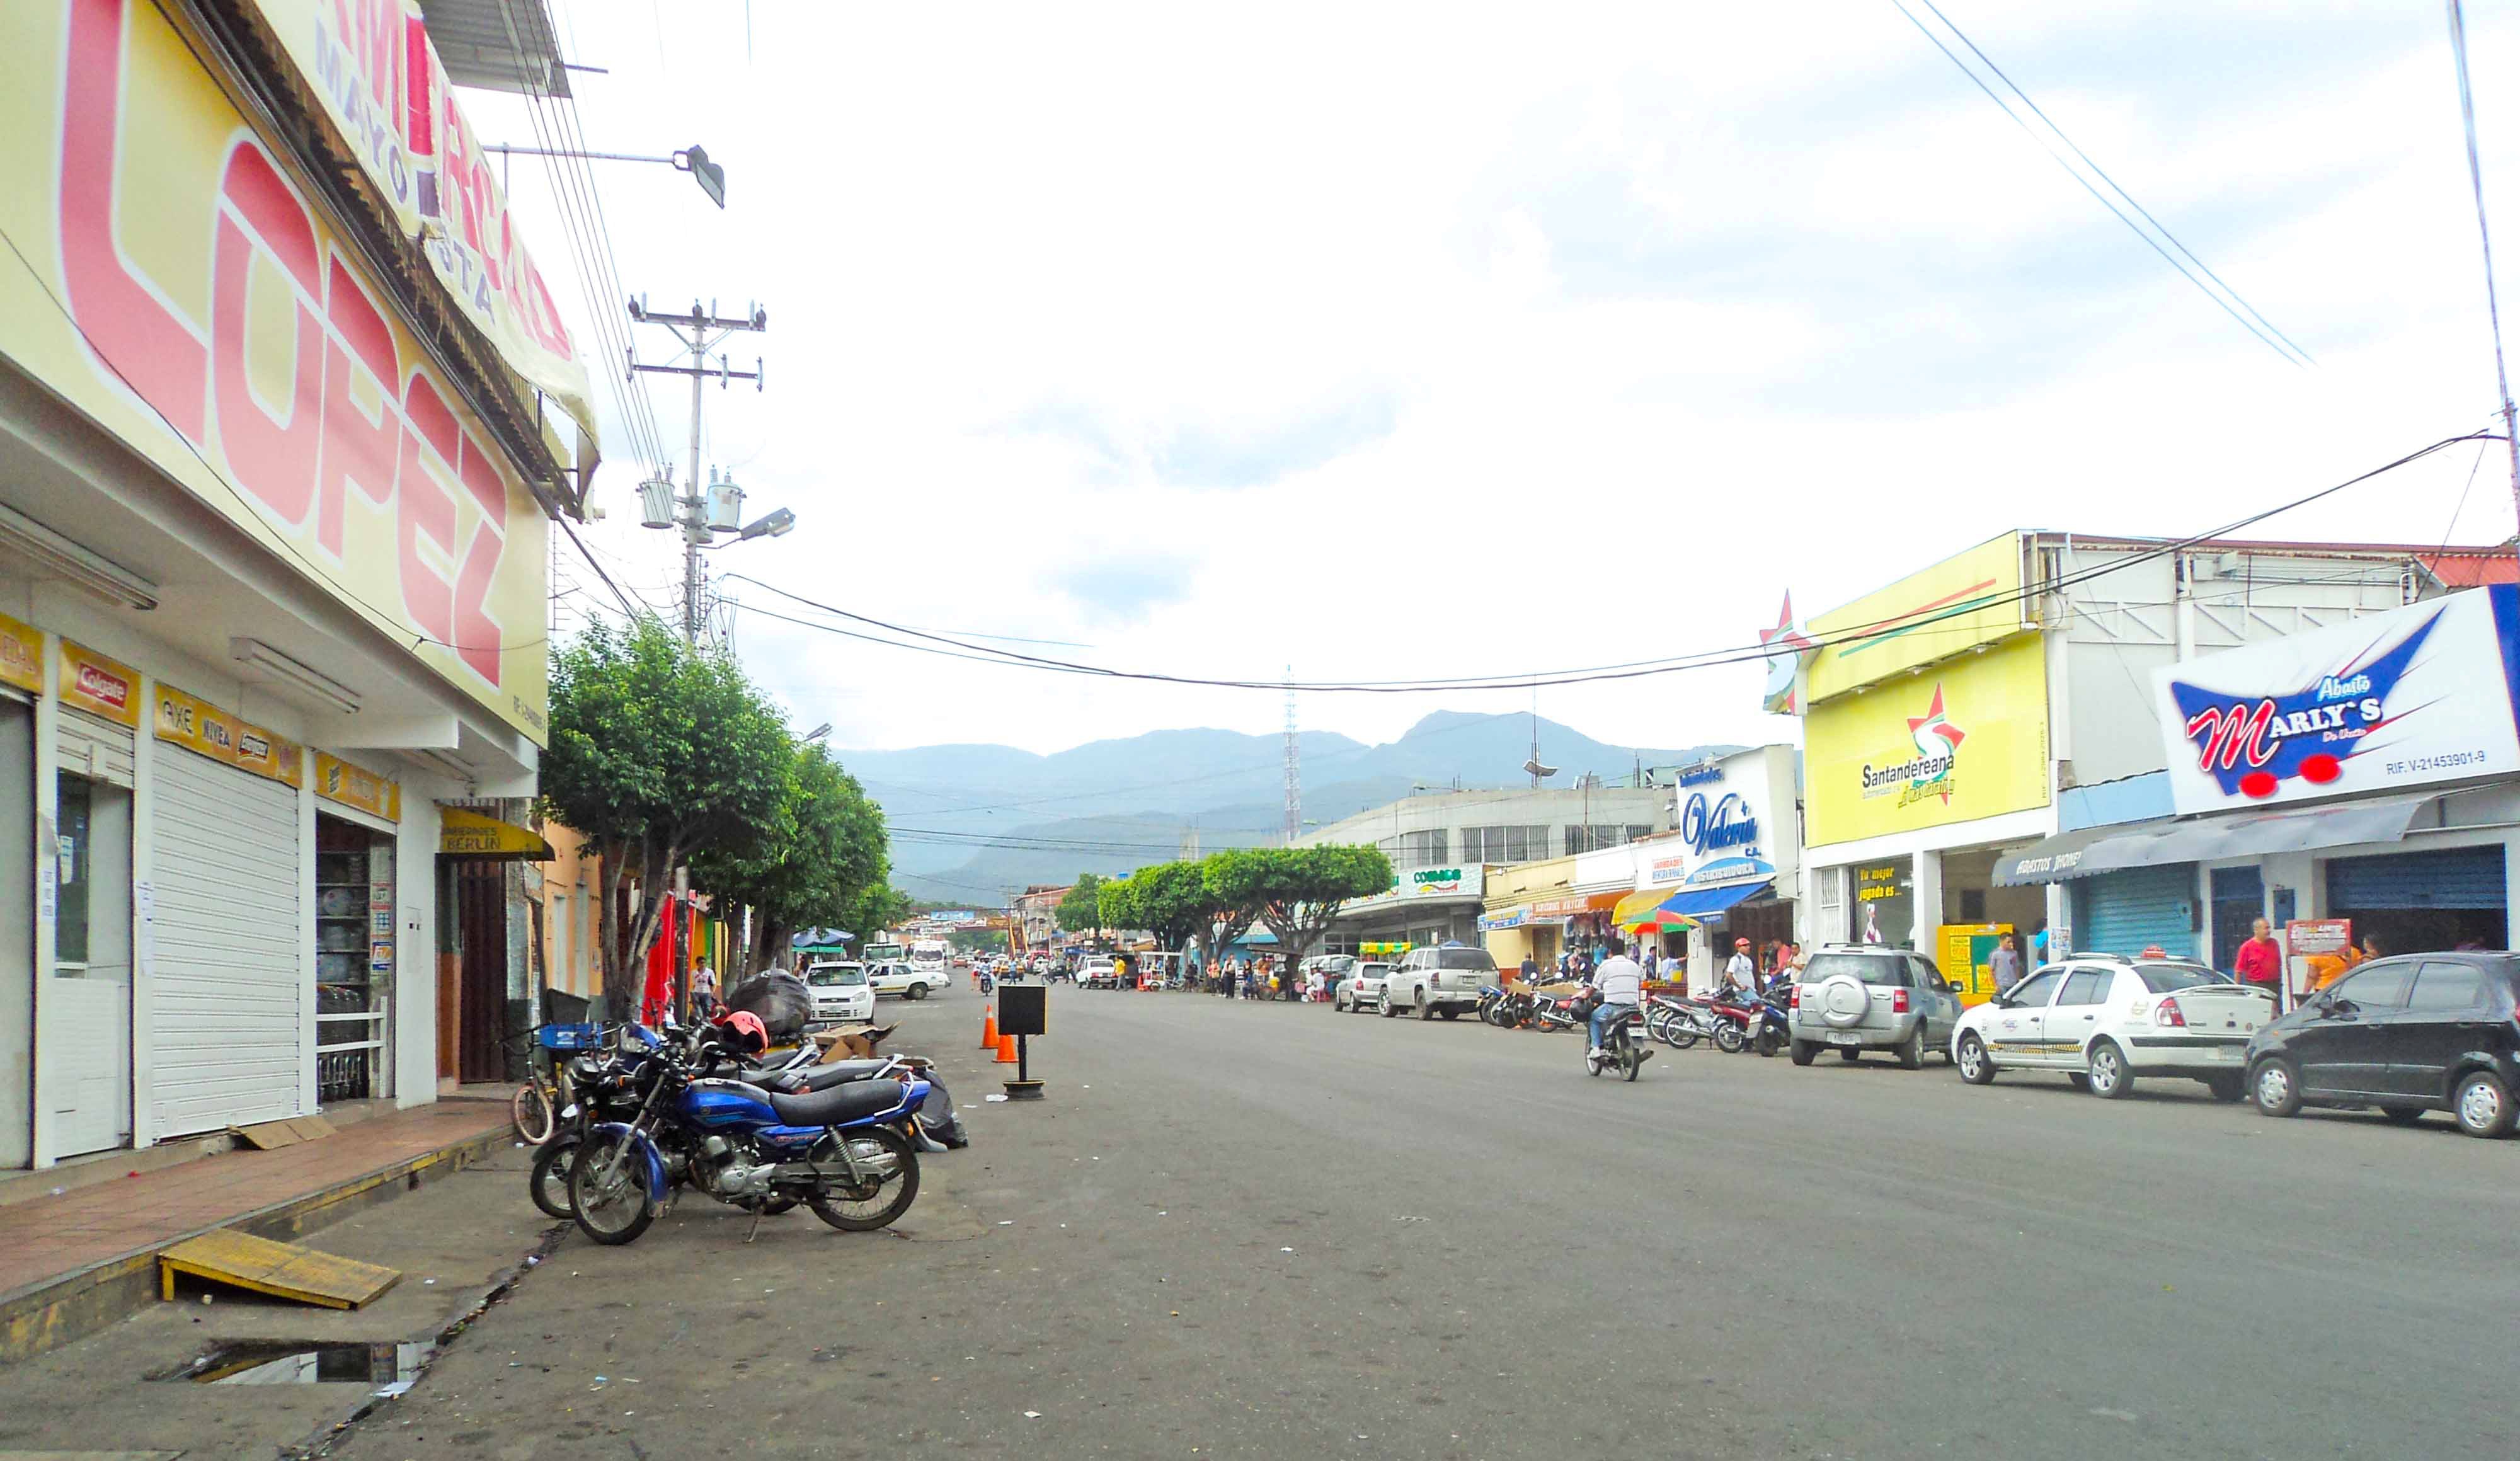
{"left": 709, "top": 1009, "right": 769, "bottom": 1058}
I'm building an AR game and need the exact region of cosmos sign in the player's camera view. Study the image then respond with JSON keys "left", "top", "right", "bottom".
{"left": 2152, "top": 586, "right": 2520, "bottom": 815}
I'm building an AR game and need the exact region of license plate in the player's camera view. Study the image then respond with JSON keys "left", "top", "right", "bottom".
{"left": 1827, "top": 1031, "right": 1862, "bottom": 1046}
{"left": 2204, "top": 1045, "right": 2237, "bottom": 1061}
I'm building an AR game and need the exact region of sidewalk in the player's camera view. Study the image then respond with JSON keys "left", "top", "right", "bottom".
{"left": 1, "top": 1099, "right": 515, "bottom": 1364}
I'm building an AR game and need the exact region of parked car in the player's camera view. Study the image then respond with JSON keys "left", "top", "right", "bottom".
{"left": 802, "top": 960, "right": 875, "bottom": 1025}
{"left": 1786, "top": 945, "right": 1963, "bottom": 1068}
{"left": 2246, "top": 951, "right": 2520, "bottom": 1137}
{"left": 1382, "top": 946, "right": 1496, "bottom": 1020}
{"left": 1952, "top": 954, "right": 2270, "bottom": 1099}
{"left": 867, "top": 960, "right": 944, "bottom": 1000}
{"left": 1335, "top": 961, "right": 1391, "bottom": 1013}
{"left": 1079, "top": 956, "right": 1120, "bottom": 989}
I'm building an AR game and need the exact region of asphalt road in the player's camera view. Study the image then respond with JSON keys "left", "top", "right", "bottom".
{"left": 21, "top": 982, "right": 2518, "bottom": 1459}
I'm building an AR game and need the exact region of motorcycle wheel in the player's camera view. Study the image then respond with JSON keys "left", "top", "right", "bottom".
{"left": 529, "top": 1133, "right": 580, "bottom": 1220}
{"left": 1585, "top": 1050, "right": 1604, "bottom": 1077}
{"left": 1713, "top": 1023, "right": 1747, "bottom": 1055}
{"left": 806, "top": 1124, "right": 922, "bottom": 1232}
{"left": 568, "top": 1131, "right": 657, "bottom": 1246}
{"left": 1623, "top": 1046, "right": 1641, "bottom": 1082}
{"left": 1755, "top": 1029, "right": 1781, "bottom": 1058}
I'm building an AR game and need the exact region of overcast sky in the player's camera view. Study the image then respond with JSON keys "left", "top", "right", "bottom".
{"left": 473, "top": 0, "right": 2520, "bottom": 762}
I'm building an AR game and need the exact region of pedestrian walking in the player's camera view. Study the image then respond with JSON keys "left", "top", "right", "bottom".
{"left": 1988, "top": 932, "right": 2022, "bottom": 994}
{"left": 1518, "top": 953, "right": 1538, "bottom": 985}
{"left": 690, "top": 961, "right": 719, "bottom": 1017}
{"left": 1724, "top": 937, "right": 1756, "bottom": 995}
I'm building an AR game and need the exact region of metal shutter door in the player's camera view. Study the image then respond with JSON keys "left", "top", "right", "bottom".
{"left": 59, "top": 709, "right": 134, "bottom": 787}
{"left": 2326, "top": 847, "right": 2507, "bottom": 910}
{"left": 150, "top": 748, "right": 301, "bottom": 1135}
{"left": 2073, "top": 863, "right": 2199, "bottom": 958}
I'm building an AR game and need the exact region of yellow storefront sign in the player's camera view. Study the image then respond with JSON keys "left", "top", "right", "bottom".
{"left": 59, "top": 640, "right": 140, "bottom": 726}
{"left": 153, "top": 683, "right": 302, "bottom": 788}
{"left": 1806, "top": 533, "right": 2027, "bottom": 702}
{"left": 0, "top": 1, "right": 551, "bottom": 741}
{"left": 438, "top": 806, "right": 553, "bottom": 861}
{"left": 315, "top": 753, "right": 400, "bottom": 823}
{"left": 0, "top": 612, "right": 42, "bottom": 694}
{"left": 1804, "top": 633, "right": 2050, "bottom": 845}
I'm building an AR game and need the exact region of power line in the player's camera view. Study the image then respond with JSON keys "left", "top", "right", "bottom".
{"left": 720, "top": 430, "right": 2499, "bottom": 694}
{"left": 2446, "top": 0, "right": 2520, "bottom": 561}
{"left": 1890, "top": 0, "right": 2313, "bottom": 368}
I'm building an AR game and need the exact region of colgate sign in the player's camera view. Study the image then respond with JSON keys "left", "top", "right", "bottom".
{"left": 1680, "top": 791, "right": 1758, "bottom": 855}
{"left": 76, "top": 662, "right": 130, "bottom": 713}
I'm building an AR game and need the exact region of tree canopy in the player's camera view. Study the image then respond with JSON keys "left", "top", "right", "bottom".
{"left": 539, "top": 617, "right": 798, "bottom": 1012}
{"left": 689, "top": 742, "right": 893, "bottom": 975}
{"left": 1205, "top": 845, "right": 1394, "bottom": 971}
{"left": 1055, "top": 873, "right": 1108, "bottom": 934}
{"left": 1103, "top": 859, "right": 1227, "bottom": 953}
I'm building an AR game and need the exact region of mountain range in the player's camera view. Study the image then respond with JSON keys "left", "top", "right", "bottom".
{"left": 839, "top": 711, "right": 1741, "bottom": 903}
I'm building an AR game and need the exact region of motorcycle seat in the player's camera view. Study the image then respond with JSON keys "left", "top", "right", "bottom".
{"left": 743, "top": 1059, "right": 890, "bottom": 1094}
{"left": 768, "top": 1079, "right": 907, "bottom": 1127}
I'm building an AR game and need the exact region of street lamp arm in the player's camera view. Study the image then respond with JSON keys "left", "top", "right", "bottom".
{"left": 483, "top": 143, "right": 677, "bottom": 166}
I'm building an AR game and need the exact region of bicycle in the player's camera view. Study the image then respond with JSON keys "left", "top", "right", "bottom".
{"left": 510, "top": 1022, "right": 605, "bottom": 1145}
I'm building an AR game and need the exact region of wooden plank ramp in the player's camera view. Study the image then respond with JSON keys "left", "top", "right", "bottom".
{"left": 157, "top": 1230, "right": 399, "bottom": 1309}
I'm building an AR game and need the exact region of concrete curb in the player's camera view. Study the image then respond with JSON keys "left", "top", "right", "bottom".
{"left": 0, "top": 1119, "right": 514, "bottom": 1366}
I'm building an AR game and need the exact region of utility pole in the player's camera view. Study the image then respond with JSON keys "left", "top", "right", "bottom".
{"left": 629, "top": 297, "right": 767, "bottom": 642}
{"left": 2448, "top": 0, "right": 2520, "bottom": 558}
{"left": 1281, "top": 668, "right": 1302, "bottom": 846}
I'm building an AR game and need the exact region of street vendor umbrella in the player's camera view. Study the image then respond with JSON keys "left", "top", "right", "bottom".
{"left": 791, "top": 928, "right": 854, "bottom": 948}
{"left": 1612, "top": 886, "right": 1699, "bottom": 936}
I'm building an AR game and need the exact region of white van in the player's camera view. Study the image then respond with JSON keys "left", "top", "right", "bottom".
{"left": 1380, "top": 946, "right": 1496, "bottom": 1021}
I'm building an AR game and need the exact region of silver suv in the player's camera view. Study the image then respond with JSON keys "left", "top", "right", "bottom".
{"left": 1787, "top": 946, "right": 1963, "bottom": 1069}
{"left": 1382, "top": 946, "right": 1494, "bottom": 1021}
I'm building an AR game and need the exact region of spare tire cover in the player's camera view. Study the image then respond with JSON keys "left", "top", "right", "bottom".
{"left": 1815, "top": 975, "right": 1870, "bottom": 1029}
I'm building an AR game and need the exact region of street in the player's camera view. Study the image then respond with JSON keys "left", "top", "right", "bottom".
{"left": 9, "top": 982, "right": 2519, "bottom": 1460}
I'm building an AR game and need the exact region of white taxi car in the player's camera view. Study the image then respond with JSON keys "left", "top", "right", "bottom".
{"left": 868, "top": 960, "right": 945, "bottom": 1000}
{"left": 803, "top": 960, "right": 875, "bottom": 1024}
{"left": 1953, "top": 954, "right": 2274, "bottom": 1101}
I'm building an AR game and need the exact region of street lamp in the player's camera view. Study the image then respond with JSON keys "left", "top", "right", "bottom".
{"left": 482, "top": 142, "right": 730, "bottom": 208}
{"left": 638, "top": 465, "right": 799, "bottom": 642}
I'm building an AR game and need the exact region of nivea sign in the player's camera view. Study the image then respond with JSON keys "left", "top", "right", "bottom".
{"left": 1680, "top": 791, "right": 1759, "bottom": 855}
{"left": 2152, "top": 585, "right": 2520, "bottom": 815}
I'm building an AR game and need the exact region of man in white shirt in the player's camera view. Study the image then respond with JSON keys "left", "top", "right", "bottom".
{"left": 1588, "top": 936, "right": 1645, "bottom": 1057}
{"left": 1723, "top": 938, "right": 1756, "bottom": 995}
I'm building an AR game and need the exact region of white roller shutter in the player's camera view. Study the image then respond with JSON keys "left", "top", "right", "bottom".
{"left": 150, "top": 747, "right": 302, "bottom": 1135}
{"left": 58, "top": 709, "right": 134, "bottom": 787}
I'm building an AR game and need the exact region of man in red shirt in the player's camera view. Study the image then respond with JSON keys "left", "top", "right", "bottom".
{"left": 2234, "top": 917, "right": 2283, "bottom": 1009}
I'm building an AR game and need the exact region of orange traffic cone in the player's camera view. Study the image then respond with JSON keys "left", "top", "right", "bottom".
{"left": 981, "top": 1003, "right": 997, "bottom": 1049}
{"left": 995, "top": 1033, "right": 1019, "bottom": 1063}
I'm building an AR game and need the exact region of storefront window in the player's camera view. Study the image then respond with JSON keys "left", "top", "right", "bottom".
{"left": 55, "top": 774, "right": 89, "bottom": 965}
{"left": 1853, "top": 858, "right": 1916, "bottom": 948}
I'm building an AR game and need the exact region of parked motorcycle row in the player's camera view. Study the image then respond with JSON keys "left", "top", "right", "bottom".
{"left": 524, "top": 1014, "right": 970, "bottom": 1247}
{"left": 1479, "top": 982, "right": 1792, "bottom": 1060}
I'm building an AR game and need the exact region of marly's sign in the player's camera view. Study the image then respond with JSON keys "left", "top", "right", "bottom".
{"left": 1, "top": 1, "right": 549, "bottom": 738}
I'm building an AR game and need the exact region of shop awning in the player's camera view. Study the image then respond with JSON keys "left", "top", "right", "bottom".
{"left": 438, "top": 807, "right": 553, "bottom": 861}
{"left": 1528, "top": 889, "right": 1628, "bottom": 918}
{"left": 1617, "top": 879, "right": 1775, "bottom": 925}
{"left": 1993, "top": 793, "right": 2439, "bottom": 886}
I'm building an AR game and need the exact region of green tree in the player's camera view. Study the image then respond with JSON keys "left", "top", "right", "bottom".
{"left": 538, "top": 617, "right": 793, "bottom": 1014}
{"left": 1055, "top": 873, "right": 1108, "bottom": 937}
{"left": 1203, "top": 845, "right": 1394, "bottom": 980}
{"left": 1121, "top": 859, "right": 1225, "bottom": 953}
{"left": 689, "top": 743, "right": 893, "bottom": 977}
{"left": 1095, "top": 874, "right": 1143, "bottom": 937}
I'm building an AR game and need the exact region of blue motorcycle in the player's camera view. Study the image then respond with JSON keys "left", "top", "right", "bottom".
{"left": 568, "top": 1031, "right": 931, "bottom": 1245}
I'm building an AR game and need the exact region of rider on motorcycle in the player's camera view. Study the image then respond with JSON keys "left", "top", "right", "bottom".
{"left": 1587, "top": 935, "right": 1645, "bottom": 1059}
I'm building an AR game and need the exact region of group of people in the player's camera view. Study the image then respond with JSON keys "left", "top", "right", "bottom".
{"left": 1209, "top": 954, "right": 1305, "bottom": 1001}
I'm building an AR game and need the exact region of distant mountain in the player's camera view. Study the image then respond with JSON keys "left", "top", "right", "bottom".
{"left": 844, "top": 711, "right": 1742, "bottom": 903}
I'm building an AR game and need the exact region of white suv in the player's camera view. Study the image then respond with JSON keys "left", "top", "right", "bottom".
{"left": 1381, "top": 946, "right": 1495, "bottom": 1021}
